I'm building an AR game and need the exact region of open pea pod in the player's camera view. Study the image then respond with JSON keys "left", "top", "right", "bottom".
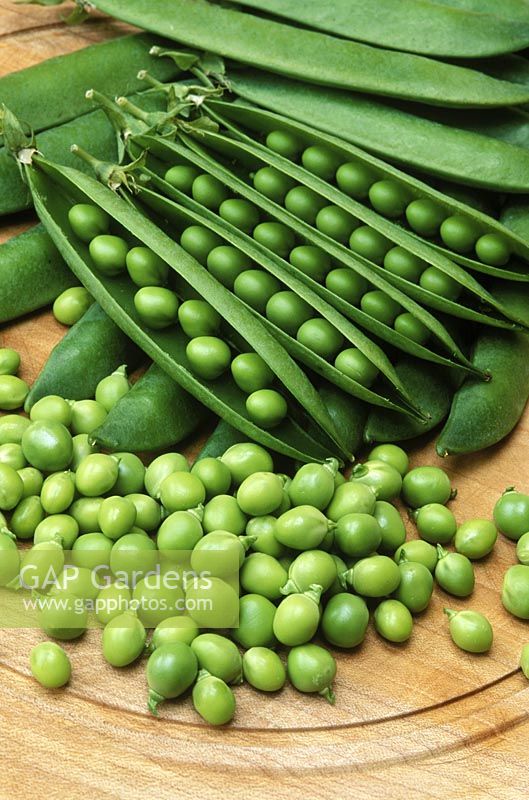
{"left": 223, "top": 0, "right": 529, "bottom": 58}
{"left": 133, "top": 177, "right": 425, "bottom": 417}
{"left": 228, "top": 70, "right": 529, "bottom": 193}
{"left": 137, "top": 148, "right": 472, "bottom": 376}
{"left": 91, "top": 0, "right": 529, "bottom": 108}
{"left": 23, "top": 157, "right": 347, "bottom": 462}
{"left": 410, "top": 238, "right": 529, "bottom": 282}
{"left": 205, "top": 101, "right": 529, "bottom": 294}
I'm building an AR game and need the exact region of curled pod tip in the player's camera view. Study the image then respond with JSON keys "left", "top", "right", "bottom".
{"left": 279, "top": 578, "right": 300, "bottom": 596}
{"left": 239, "top": 534, "right": 257, "bottom": 552}
{"left": 188, "top": 503, "right": 205, "bottom": 523}
{"left": 436, "top": 544, "right": 449, "bottom": 560}
{"left": 319, "top": 686, "right": 336, "bottom": 705}
{"left": 306, "top": 584, "right": 324, "bottom": 604}
{"left": 147, "top": 689, "right": 165, "bottom": 717}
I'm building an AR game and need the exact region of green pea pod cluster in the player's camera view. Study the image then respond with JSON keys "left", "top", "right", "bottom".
{"left": 23, "top": 155, "right": 347, "bottom": 462}
{"left": 91, "top": 0, "right": 529, "bottom": 107}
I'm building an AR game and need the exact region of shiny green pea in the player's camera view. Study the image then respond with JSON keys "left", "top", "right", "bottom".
{"left": 321, "top": 592, "right": 369, "bottom": 648}
{"left": 273, "top": 586, "right": 322, "bottom": 646}
{"left": 372, "top": 500, "right": 406, "bottom": 553}
{"left": 405, "top": 198, "right": 445, "bottom": 237}
{"left": 147, "top": 642, "right": 198, "bottom": 715}
{"left": 315, "top": 205, "right": 358, "bottom": 244}
{"left": 266, "top": 129, "right": 301, "bottom": 159}
{"left": 69, "top": 496, "right": 103, "bottom": 533}
{"left": 275, "top": 505, "right": 330, "bottom": 550}
{"left": 95, "top": 365, "right": 130, "bottom": 412}
{"left": 502, "top": 565, "right": 529, "bottom": 619}
{"left": 336, "top": 160, "right": 376, "bottom": 199}
{"left": 402, "top": 466, "right": 453, "bottom": 508}
{"left": 70, "top": 400, "right": 107, "bottom": 436}
{"left": 51, "top": 565, "right": 99, "bottom": 601}
{"left": 243, "top": 646, "right": 286, "bottom": 692}
{"left": 516, "top": 531, "right": 529, "bottom": 565}
{"left": 127, "top": 493, "right": 162, "bottom": 532}
{"left": 265, "top": 290, "right": 313, "bottom": 337}
{"left": 41, "top": 471, "right": 76, "bottom": 514}
{"left": 20, "top": 540, "right": 63, "bottom": 592}
{"left": 394, "top": 560, "right": 434, "bottom": 613}
{"left": 368, "top": 444, "right": 409, "bottom": 478}
{"left": 0, "top": 414, "right": 30, "bottom": 445}
{"left": 334, "top": 348, "right": 379, "bottom": 387}
{"left": 219, "top": 198, "right": 260, "bottom": 233}
{"left": 282, "top": 549, "right": 337, "bottom": 595}
{"left": 151, "top": 615, "right": 199, "bottom": 649}
{"left": 68, "top": 203, "right": 109, "bottom": 242}
{"left": 360, "top": 290, "right": 402, "bottom": 326}
{"left": 289, "top": 459, "right": 338, "bottom": 511}
{"left": 369, "top": 180, "right": 409, "bottom": 219}
{"left": 191, "top": 173, "right": 229, "bottom": 210}
{"left": 232, "top": 593, "right": 276, "bottom": 648}
{"left": 221, "top": 442, "right": 273, "bottom": 485}
{"left": 246, "top": 515, "right": 286, "bottom": 558}
{"left": 75, "top": 454, "right": 118, "bottom": 496}
{"left": 71, "top": 532, "right": 112, "bottom": 571}
{"left": 134, "top": 286, "right": 179, "bottom": 330}
{"left": 206, "top": 245, "right": 250, "bottom": 288}
{"left": 383, "top": 247, "right": 426, "bottom": 283}
{"left": 349, "top": 226, "right": 391, "bottom": 264}
{"left": 71, "top": 434, "right": 98, "bottom": 471}
{"left": 98, "top": 496, "right": 137, "bottom": 540}
{"left": 30, "top": 395, "right": 73, "bottom": 426}
{"left": 253, "top": 222, "right": 296, "bottom": 258}
{"left": 325, "top": 267, "right": 368, "bottom": 305}
{"left": 287, "top": 643, "right": 336, "bottom": 703}
{"left": 302, "top": 145, "right": 341, "bottom": 181}
{"left": 192, "top": 670, "right": 235, "bottom": 725}
{"left": 186, "top": 336, "right": 231, "bottom": 380}
{"left": 89, "top": 235, "right": 128, "bottom": 276}
{"left": 17, "top": 466, "right": 44, "bottom": 498}
{"left": 203, "top": 494, "right": 246, "bottom": 535}
{"left": 190, "top": 457, "right": 231, "bottom": 500}
{"left": 445, "top": 608, "right": 493, "bottom": 653}
{"left": 109, "top": 532, "right": 157, "bottom": 585}
{"left": 289, "top": 245, "right": 331, "bottom": 282}
{"left": 475, "top": 233, "right": 510, "bottom": 266}
{"left": 394, "top": 539, "right": 438, "bottom": 572}
{"left": 125, "top": 246, "right": 169, "bottom": 287}
{"left": 180, "top": 225, "right": 222, "bottom": 264}
{"left": 30, "top": 642, "right": 71, "bottom": 688}
{"left": 53, "top": 287, "right": 94, "bottom": 326}
{"left": 157, "top": 509, "right": 203, "bottom": 553}
{"left": 191, "top": 633, "right": 243, "bottom": 685}
{"left": 347, "top": 555, "right": 401, "bottom": 597}
{"left": 285, "top": 185, "right": 326, "bottom": 224}
{"left": 246, "top": 389, "right": 288, "bottom": 429}
{"left": 454, "top": 519, "right": 497, "bottom": 560}
{"left": 0, "top": 463, "right": 24, "bottom": 510}
{"left": 34, "top": 515, "right": 79, "bottom": 549}
{"left": 37, "top": 588, "right": 88, "bottom": 640}
{"left": 374, "top": 599, "right": 413, "bottom": 642}
{"left": 11, "top": 495, "right": 45, "bottom": 540}
{"left": 233, "top": 269, "right": 281, "bottom": 314}
{"left": 335, "top": 512, "right": 382, "bottom": 558}
{"left": 191, "top": 530, "right": 248, "bottom": 579}
{"left": 178, "top": 299, "right": 221, "bottom": 338}
{"left": 0, "top": 348, "right": 20, "bottom": 376}
{"left": 159, "top": 471, "right": 206, "bottom": 512}
{"left": 326, "top": 481, "right": 377, "bottom": 522}
{"left": 394, "top": 313, "right": 430, "bottom": 345}
{"left": 144, "top": 452, "right": 189, "bottom": 499}
{"left": 237, "top": 471, "right": 284, "bottom": 516}
{"left": 0, "top": 443, "right": 26, "bottom": 470}
{"left": 493, "top": 489, "right": 529, "bottom": 541}
{"left": 111, "top": 452, "right": 145, "bottom": 496}
{"left": 352, "top": 460, "right": 402, "bottom": 501}
{"left": 185, "top": 575, "right": 239, "bottom": 629}
{"left": 102, "top": 611, "right": 146, "bottom": 667}
{"left": 0, "top": 375, "right": 30, "bottom": 410}
{"left": 296, "top": 318, "right": 344, "bottom": 360}
{"left": 230, "top": 352, "right": 274, "bottom": 394}
{"left": 440, "top": 215, "right": 479, "bottom": 254}
{"left": 95, "top": 580, "right": 131, "bottom": 625}
{"left": 435, "top": 546, "right": 474, "bottom": 597}
{"left": 414, "top": 503, "right": 457, "bottom": 545}
{"left": 164, "top": 164, "right": 200, "bottom": 193}
{"left": 419, "top": 267, "right": 461, "bottom": 301}
{"left": 253, "top": 165, "right": 295, "bottom": 203}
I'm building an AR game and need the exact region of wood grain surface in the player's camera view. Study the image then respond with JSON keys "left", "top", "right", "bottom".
{"left": 1, "top": 3, "right": 529, "bottom": 798}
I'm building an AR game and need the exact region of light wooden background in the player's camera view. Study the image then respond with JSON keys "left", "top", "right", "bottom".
{"left": 1, "top": 3, "right": 529, "bottom": 797}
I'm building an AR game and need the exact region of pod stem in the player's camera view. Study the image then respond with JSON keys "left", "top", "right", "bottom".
{"left": 239, "top": 534, "right": 257, "bottom": 553}
{"left": 319, "top": 686, "right": 336, "bottom": 705}
{"left": 196, "top": 668, "right": 211, "bottom": 684}
{"left": 279, "top": 579, "right": 299, "bottom": 596}
{"left": 323, "top": 458, "right": 340, "bottom": 477}
{"left": 436, "top": 544, "right": 448, "bottom": 560}
{"left": 306, "top": 584, "right": 324, "bottom": 604}
{"left": 136, "top": 70, "right": 166, "bottom": 91}
{"left": 147, "top": 689, "right": 165, "bottom": 716}
{"left": 338, "top": 569, "right": 351, "bottom": 590}
{"left": 443, "top": 608, "right": 457, "bottom": 621}
{"left": 188, "top": 504, "right": 204, "bottom": 523}
{"left": 0, "top": 527, "right": 16, "bottom": 542}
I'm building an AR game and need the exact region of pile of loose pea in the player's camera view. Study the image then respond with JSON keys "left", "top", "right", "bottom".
{"left": 2, "top": 344, "right": 529, "bottom": 724}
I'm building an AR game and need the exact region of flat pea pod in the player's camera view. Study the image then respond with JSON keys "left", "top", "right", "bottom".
{"left": 319, "top": 382, "right": 366, "bottom": 458}
{"left": 27, "top": 159, "right": 340, "bottom": 463}
{"left": 113, "top": 0, "right": 529, "bottom": 107}
{"left": 190, "top": 633, "right": 243, "bottom": 685}
{"left": 0, "top": 226, "right": 76, "bottom": 323}
{"left": 102, "top": 611, "right": 146, "bottom": 667}
{"left": 374, "top": 599, "right": 413, "bottom": 643}
{"left": 435, "top": 546, "right": 475, "bottom": 597}
{"left": 92, "top": 362, "right": 209, "bottom": 452}
{"left": 321, "top": 592, "right": 369, "bottom": 648}
{"left": 286, "top": 643, "right": 336, "bottom": 703}
{"left": 444, "top": 608, "right": 493, "bottom": 653}
{"left": 231, "top": 71, "right": 529, "bottom": 194}
{"left": 25, "top": 303, "right": 140, "bottom": 410}
{"left": 394, "top": 560, "right": 434, "bottom": 613}
{"left": 227, "top": 0, "right": 529, "bottom": 58}
{"left": 192, "top": 670, "right": 236, "bottom": 726}
{"left": 242, "top": 646, "right": 286, "bottom": 692}
{"left": 146, "top": 642, "right": 198, "bottom": 716}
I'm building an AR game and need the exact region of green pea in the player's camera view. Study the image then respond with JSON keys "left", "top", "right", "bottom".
{"left": 206, "top": 245, "right": 250, "bottom": 288}
{"left": 157, "top": 511, "right": 202, "bottom": 556}
{"left": 454, "top": 519, "right": 498, "bottom": 561}
{"left": 368, "top": 444, "right": 409, "bottom": 477}
{"left": 0, "top": 529, "right": 19, "bottom": 586}
{"left": 349, "top": 226, "right": 391, "bottom": 264}
{"left": 69, "top": 496, "right": 104, "bottom": 533}
{"left": 178, "top": 299, "right": 221, "bottom": 339}
{"left": 220, "top": 442, "right": 273, "bottom": 485}
{"left": 144, "top": 452, "right": 189, "bottom": 499}
{"left": 96, "top": 580, "right": 131, "bottom": 625}
{"left": 189, "top": 458, "right": 229, "bottom": 501}
{"left": 164, "top": 164, "right": 200, "bottom": 193}
{"left": 246, "top": 515, "right": 286, "bottom": 558}
{"left": 335, "top": 513, "right": 382, "bottom": 558}
{"left": 325, "top": 267, "right": 368, "bottom": 304}
{"left": 17, "top": 466, "right": 44, "bottom": 499}
{"left": 0, "top": 442, "right": 26, "bottom": 470}
{"left": 253, "top": 165, "right": 295, "bottom": 203}
{"left": 284, "top": 185, "right": 326, "bottom": 224}
{"left": 70, "top": 400, "right": 107, "bottom": 436}
{"left": 246, "top": 389, "right": 288, "bottom": 429}
{"left": 132, "top": 575, "right": 185, "bottom": 628}
{"left": 71, "top": 531, "right": 112, "bottom": 570}
{"left": 37, "top": 588, "right": 86, "bottom": 639}
{"left": 232, "top": 593, "right": 277, "bottom": 648}
{"left": 109, "top": 532, "right": 157, "bottom": 584}
{"left": 146, "top": 642, "right": 198, "bottom": 715}
{"left": 125, "top": 245, "right": 169, "bottom": 287}
{"left": 402, "top": 466, "right": 453, "bottom": 508}
{"left": 30, "top": 642, "right": 71, "bottom": 688}
{"left": 51, "top": 565, "right": 99, "bottom": 601}
{"left": 98, "top": 495, "right": 137, "bottom": 540}
{"left": 191, "top": 633, "right": 243, "bottom": 684}
{"left": 11, "top": 495, "right": 45, "bottom": 540}
{"left": 230, "top": 352, "right": 274, "bottom": 394}
{"left": 243, "top": 646, "right": 286, "bottom": 692}
{"left": 101, "top": 611, "right": 146, "bottom": 666}
{"left": 180, "top": 226, "right": 223, "bottom": 265}
{"left": 75, "top": 454, "right": 118, "bottom": 496}
{"left": 275, "top": 505, "right": 330, "bottom": 550}
{"left": 296, "top": 318, "right": 344, "bottom": 361}
{"left": 351, "top": 460, "right": 402, "bottom": 502}
{"left": 202, "top": 495, "right": 245, "bottom": 536}
{"left": 502, "top": 564, "right": 529, "bottom": 619}
{"left": 191, "top": 530, "right": 248, "bottom": 579}
{"left": 435, "top": 546, "right": 475, "bottom": 597}
{"left": 283, "top": 549, "right": 337, "bottom": 594}
{"left": 219, "top": 198, "right": 260, "bottom": 233}
{"left": 383, "top": 247, "right": 426, "bottom": 283}
{"left": 0, "top": 375, "right": 29, "bottom": 410}
{"left": 360, "top": 290, "right": 402, "bottom": 326}
{"left": 40, "top": 471, "right": 76, "bottom": 514}
{"left": 302, "top": 145, "right": 340, "bottom": 181}
{"left": 374, "top": 598, "right": 413, "bottom": 642}
{"left": 334, "top": 348, "right": 379, "bottom": 387}
{"left": 371, "top": 501, "right": 406, "bottom": 553}
{"left": 475, "top": 233, "right": 510, "bottom": 267}
{"left": 0, "top": 463, "right": 24, "bottom": 510}
{"left": 193, "top": 670, "right": 236, "bottom": 726}
{"left": 186, "top": 336, "right": 231, "bottom": 380}
{"left": 315, "top": 205, "right": 358, "bottom": 243}
{"left": 253, "top": 221, "right": 296, "bottom": 258}
{"left": 444, "top": 608, "right": 493, "bottom": 653}
{"left": 369, "top": 180, "right": 409, "bottom": 218}
{"left": 159, "top": 471, "right": 205, "bottom": 513}
{"left": 151, "top": 615, "right": 199, "bottom": 649}
{"left": 191, "top": 173, "right": 229, "bottom": 210}
{"left": 493, "top": 489, "right": 529, "bottom": 541}
{"left": 110, "top": 452, "right": 145, "bottom": 496}
{"left": 347, "top": 555, "right": 401, "bottom": 597}
{"left": 326, "top": 481, "right": 377, "bottom": 522}
{"left": 419, "top": 267, "right": 461, "bottom": 301}
{"left": 287, "top": 643, "right": 336, "bottom": 703}
{"left": 394, "top": 539, "right": 438, "bottom": 572}
{"left": 0, "top": 348, "right": 20, "bottom": 376}
{"left": 405, "top": 198, "right": 445, "bottom": 237}
{"left": 185, "top": 575, "right": 239, "bottom": 628}
{"left": 127, "top": 494, "right": 162, "bottom": 532}
{"left": 394, "top": 560, "right": 434, "bottom": 613}
{"left": 289, "top": 459, "right": 338, "bottom": 511}
{"left": 516, "top": 531, "right": 529, "bottom": 565}
{"left": 71, "top": 434, "right": 99, "bottom": 471}
{"left": 95, "top": 365, "right": 130, "bottom": 412}
{"left": 273, "top": 586, "right": 322, "bottom": 646}
{"left": 53, "top": 287, "right": 94, "bottom": 326}
{"left": 233, "top": 269, "right": 282, "bottom": 314}
{"left": 30, "top": 395, "right": 73, "bottom": 427}
{"left": 68, "top": 203, "right": 109, "bottom": 242}
{"left": 266, "top": 129, "right": 302, "bottom": 159}
{"left": 134, "top": 286, "right": 179, "bottom": 330}
{"left": 236, "top": 471, "right": 284, "bottom": 516}
{"left": 34, "top": 514, "right": 79, "bottom": 549}
{"left": 89, "top": 234, "right": 128, "bottom": 276}
{"left": 320, "top": 592, "right": 368, "bottom": 648}
{"left": 440, "top": 215, "right": 479, "bottom": 253}
{"left": 289, "top": 245, "right": 331, "bottom": 282}
{"left": 266, "top": 290, "right": 313, "bottom": 336}
{"left": 0, "top": 414, "right": 30, "bottom": 445}
{"left": 336, "top": 160, "right": 376, "bottom": 198}
{"left": 414, "top": 503, "right": 457, "bottom": 545}
{"left": 520, "top": 644, "right": 529, "bottom": 680}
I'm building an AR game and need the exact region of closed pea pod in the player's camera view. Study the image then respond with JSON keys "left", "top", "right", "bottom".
{"left": 243, "top": 646, "right": 286, "bottom": 692}
{"left": 287, "top": 643, "right": 336, "bottom": 704}
{"left": 374, "top": 599, "right": 413, "bottom": 643}
{"left": 102, "top": 611, "right": 146, "bottom": 667}
{"left": 435, "top": 546, "right": 475, "bottom": 597}
{"left": 192, "top": 670, "right": 236, "bottom": 726}
{"left": 321, "top": 592, "right": 369, "bottom": 648}
{"left": 444, "top": 608, "right": 493, "bottom": 654}
{"left": 273, "top": 584, "right": 322, "bottom": 646}
{"left": 146, "top": 642, "right": 198, "bottom": 715}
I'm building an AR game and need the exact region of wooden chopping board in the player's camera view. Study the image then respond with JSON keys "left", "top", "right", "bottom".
{"left": 2, "top": 4, "right": 529, "bottom": 797}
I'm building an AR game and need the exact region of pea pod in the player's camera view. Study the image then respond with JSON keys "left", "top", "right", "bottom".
{"left": 203, "top": 102, "right": 527, "bottom": 326}
{"left": 230, "top": 71, "right": 529, "bottom": 193}
{"left": 434, "top": 0, "right": 529, "bottom": 20}
{"left": 93, "top": 0, "right": 529, "bottom": 108}
{"left": 319, "top": 383, "right": 366, "bottom": 458}
{"left": 92, "top": 362, "right": 210, "bottom": 452}
{"left": 25, "top": 303, "right": 140, "bottom": 410}
{"left": 135, "top": 175, "right": 423, "bottom": 418}
{"left": 23, "top": 155, "right": 344, "bottom": 462}
{"left": 364, "top": 358, "right": 456, "bottom": 444}
{"left": 195, "top": 420, "right": 246, "bottom": 461}
{"left": 226, "top": 0, "right": 529, "bottom": 58}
